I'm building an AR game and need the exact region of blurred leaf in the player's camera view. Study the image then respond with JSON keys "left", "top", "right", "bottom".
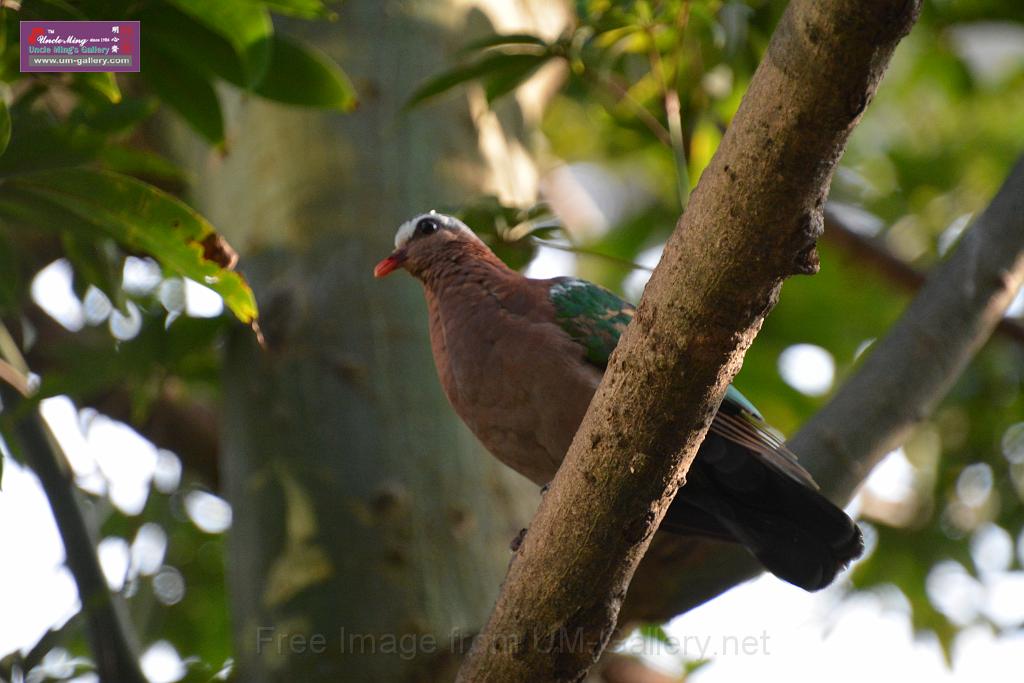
{"left": 0, "top": 99, "right": 9, "bottom": 157}
{"left": 262, "top": 0, "right": 333, "bottom": 19}
{"left": 688, "top": 114, "right": 721, "bottom": 187}
{"left": 141, "top": 43, "right": 225, "bottom": 146}
{"left": 0, "top": 102, "right": 104, "bottom": 176}
{"left": 406, "top": 52, "right": 553, "bottom": 109}
{"left": 458, "top": 32, "right": 550, "bottom": 56}
{"left": 37, "top": 314, "right": 224, "bottom": 401}
{"left": 450, "top": 197, "right": 556, "bottom": 270}
{"left": 0, "top": 231, "right": 20, "bottom": 313}
{"left": 166, "top": 0, "right": 273, "bottom": 85}
{"left": 593, "top": 24, "right": 646, "bottom": 50}
{"left": 25, "top": 0, "right": 87, "bottom": 20}
{"left": 483, "top": 53, "right": 550, "bottom": 103}
{"left": 638, "top": 623, "right": 671, "bottom": 644}
{"left": 60, "top": 232, "right": 124, "bottom": 311}
{"left": 98, "top": 146, "right": 189, "bottom": 185}
{"left": 254, "top": 35, "right": 356, "bottom": 110}
{"left": 74, "top": 72, "right": 121, "bottom": 104}
{"left": 0, "top": 169, "right": 257, "bottom": 323}
{"left": 684, "top": 658, "right": 712, "bottom": 678}
{"left": 72, "top": 96, "right": 158, "bottom": 135}
{"left": 142, "top": 4, "right": 246, "bottom": 85}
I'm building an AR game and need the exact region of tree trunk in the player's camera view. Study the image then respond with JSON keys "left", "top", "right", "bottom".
{"left": 167, "top": 3, "right": 550, "bottom": 680}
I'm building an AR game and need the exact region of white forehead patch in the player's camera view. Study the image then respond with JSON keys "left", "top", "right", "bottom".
{"left": 393, "top": 211, "right": 481, "bottom": 249}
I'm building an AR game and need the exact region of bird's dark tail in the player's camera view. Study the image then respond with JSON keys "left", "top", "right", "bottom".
{"left": 661, "top": 433, "right": 864, "bottom": 591}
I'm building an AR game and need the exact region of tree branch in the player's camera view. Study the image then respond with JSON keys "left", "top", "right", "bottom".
{"left": 618, "top": 155, "right": 1024, "bottom": 623}
{"left": 457, "top": 1, "right": 920, "bottom": 680}
{"left": 798, "top": 155, "right": 1024, "bottom": 500}
{"left": 0, "top": 383, "right": 146, "bottom": 683}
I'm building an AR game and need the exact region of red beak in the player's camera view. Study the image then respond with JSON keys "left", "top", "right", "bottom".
{"left": 373, "top": 250, "right": 406, "bottom": 278}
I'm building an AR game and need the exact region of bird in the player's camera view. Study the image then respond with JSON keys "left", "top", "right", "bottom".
{"left": 373, "top": 210, "right": 864, "bottom": 591}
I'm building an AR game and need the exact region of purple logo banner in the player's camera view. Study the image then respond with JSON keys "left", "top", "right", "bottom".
{"left": 21, "top": 21, "right": 140, "bottom": 73}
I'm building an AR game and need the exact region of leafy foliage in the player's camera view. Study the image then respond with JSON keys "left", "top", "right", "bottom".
{"left": 0, "top": 0, "right": 358, "bottom": 326}
{"left": 0, "top": 169, "right": 257, "bottom": 322}
{"left": 0, "top": 0, "right": 355, "bottom": 678}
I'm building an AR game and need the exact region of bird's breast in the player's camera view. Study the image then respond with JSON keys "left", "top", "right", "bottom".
{"left": 427, "top": 289, "right": 601, "bottom": 486}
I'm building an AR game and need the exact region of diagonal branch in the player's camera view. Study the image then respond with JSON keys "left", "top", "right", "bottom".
{"left": 457, "top": 1, "right": 921, "bottom": 680}
{"left": 798, "top": 155, "right": 1024, "bottom": 501}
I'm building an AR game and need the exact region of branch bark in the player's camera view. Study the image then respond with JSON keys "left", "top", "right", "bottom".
{"left": 618, "top": 155, "right": 1024, "bottom": 623}
{"left": 457, "top": 1, "right": 920, "bottom": 680}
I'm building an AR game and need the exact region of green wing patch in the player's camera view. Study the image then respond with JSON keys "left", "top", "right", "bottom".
{"left": 723, "top": 385, "right": 764, "bottom": 420}
{"left": 548, "top": 278, "right": 815, "bottom": 486}
{"left": 549, "top": 278, "right": 634, "bottom": 367}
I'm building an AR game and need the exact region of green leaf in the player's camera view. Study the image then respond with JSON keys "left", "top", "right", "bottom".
{"left": 98, "top": 146, "right": 189, "bottom": 185}
{"left": 61, "top": 232, "right": 124, "bottom": 311}
{"left": 141, "top": 43, "right": 225, "bottom": 146}
{"left": 73, "top": 97, "right": 158, "bottom": 135}
{"left": 142, "top": 5, "right": 246, "bottom": 85}
{"left": 254, "top": 35, "right": 356, "bottom": 110}
{"left": 166, "top": 0, "right": 273, "bottom": 86}
{"left": 684, "top": 658, "right": 712, "bottom": 677}
{"left": 457, "top": 33, "right": 549, "bottom": 57}
{"left": 483, "top": 53, "right": 549, "bottom": 103}
{"left": 27, "top": 0, "right": 88, "bottom": 20}
{"left": 0, "top": 99, "right": 9, "bottom": 158}
{"left": 0, "top": 169, "right": 257, "bottom": 323}
{"left": 0, "top": 230, "right": 21, "bottom": 313}
{"left": 74, "top": 72, "right": 121, "bottom": 104}
{"left": 262, "top": 0, "right": 333, "bottom": 18}
{"left": 406, "top": 52, "right": 551, "bottom": 109}
{"left": 0, "top": 102, "right": 104, "bottom": 176}
{"left": 638, "top": 623, "right": 671, "bottom": 645}
{"left": 35, "top": 314, "right": 225, "bottom": 403}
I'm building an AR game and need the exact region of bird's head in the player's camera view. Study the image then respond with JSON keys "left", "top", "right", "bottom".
{"left": 373, "top": 211, "right": 488, "bottom": 279}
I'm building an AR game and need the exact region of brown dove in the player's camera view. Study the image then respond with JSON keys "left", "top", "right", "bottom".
{"left": 374, "top": 211, "right": 863, "bottom": 591}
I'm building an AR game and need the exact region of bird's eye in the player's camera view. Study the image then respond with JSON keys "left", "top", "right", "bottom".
{"left": 415, "top": 217, "right": 440, "bottom": 236}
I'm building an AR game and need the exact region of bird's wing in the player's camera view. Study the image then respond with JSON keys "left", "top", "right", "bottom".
{"left": 548, "top": 277, "right": 634, "bottom": 367}
{"left": 714, "top": 386, "right": 818, "bottom": 488}
{"left": 547, "top": 276, "right": 817, "bottom": 488}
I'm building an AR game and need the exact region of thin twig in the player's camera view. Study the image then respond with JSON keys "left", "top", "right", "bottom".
{"left": 529, "top": 237, "right": 655, "bottom": 273}
{"left": 646, "top": 2, "right": 692, "bottom": 209}
{"left": 582, "top": 69, "right": 673, "bottom": 147}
